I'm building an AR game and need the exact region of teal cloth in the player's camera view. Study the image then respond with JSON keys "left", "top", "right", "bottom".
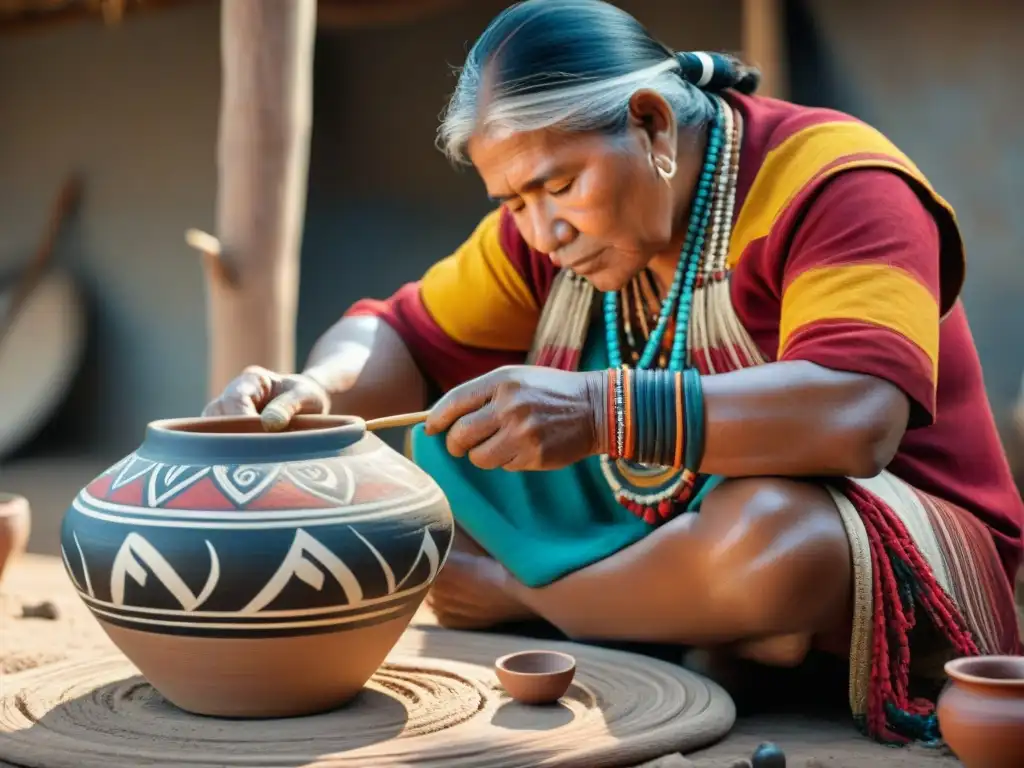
{"left": 410, "top": 320, "right": 724, "bottom": 588}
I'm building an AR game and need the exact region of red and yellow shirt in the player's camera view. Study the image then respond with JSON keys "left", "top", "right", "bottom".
{"left": 347, "top": 92, "right": 1024, "bottom": 584}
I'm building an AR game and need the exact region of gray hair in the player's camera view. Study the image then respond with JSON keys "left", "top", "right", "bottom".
{"left": 435, "top": 1, "right": 720, "bottom": 165}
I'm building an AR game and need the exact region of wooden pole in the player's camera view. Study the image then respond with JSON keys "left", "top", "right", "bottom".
{"left": 203, "top": 0, "right": 316, "bottom": 398}
{"left": 742, "top": 0, "right": 787, "bottom": 100}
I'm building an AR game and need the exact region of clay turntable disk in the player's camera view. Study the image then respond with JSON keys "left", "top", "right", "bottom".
{"left": 0, "top": 627, "right": 735, "bottom": 767}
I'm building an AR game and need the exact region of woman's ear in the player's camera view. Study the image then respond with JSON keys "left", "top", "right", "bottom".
{"left": 627, "top": 89, "right": 678, "bottom": 168}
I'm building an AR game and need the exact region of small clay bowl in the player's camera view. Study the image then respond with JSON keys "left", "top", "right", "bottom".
{"left": 495, "top": 650, "right": 576, "bottom": 705}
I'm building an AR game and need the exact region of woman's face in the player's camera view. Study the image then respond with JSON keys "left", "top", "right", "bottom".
{"left": 467, "top": 92, "right": 691, "bottom": 293}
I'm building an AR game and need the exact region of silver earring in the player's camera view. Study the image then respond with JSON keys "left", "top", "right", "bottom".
{"left": 655, "top": 156, "right": 677, "bottom": 182}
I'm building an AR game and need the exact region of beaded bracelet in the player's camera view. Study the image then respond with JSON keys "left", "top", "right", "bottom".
{"left": 604, "top": 367, "right": 707, "bottom": 472}
{"left": 623, "top": 366, "right": 635, "bottom": 460}
{"left": 607, "top": 367, "right": 624, "bottom": 460}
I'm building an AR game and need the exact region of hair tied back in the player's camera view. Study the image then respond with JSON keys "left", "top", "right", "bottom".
{"left": 675, "top": 51, "right": 761, "bottom": 95}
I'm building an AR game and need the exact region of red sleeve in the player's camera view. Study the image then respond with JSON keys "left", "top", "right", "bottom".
{"left": 777, "top": 169, "right": 944, "bottom": 427}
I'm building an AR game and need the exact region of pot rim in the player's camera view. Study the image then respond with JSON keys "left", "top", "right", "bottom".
{"left": 944, "top": 655, "right": 1024, "bottom": 687}
{"left": 148, "top": 414, "right": 366, "bottom": 435}
{"left": 140, "top": 415, "right": 368, "bottom": 464}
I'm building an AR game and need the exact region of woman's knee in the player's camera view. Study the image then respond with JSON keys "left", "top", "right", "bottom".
{"left": 695, "top": 477, "right": 853, "bottom": 636}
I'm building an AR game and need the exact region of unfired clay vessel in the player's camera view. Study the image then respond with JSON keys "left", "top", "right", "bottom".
{"left": 937, "top": 655, "right": 1024, "bottom": 768}
{"left": 60, "top": 415, "right": 453, "bottom": 718}
{"left": 0, "top": 493, "right": 31, "bottom": 586}
{"left": 495, "top": 650, "right": 577, "bottom": 705}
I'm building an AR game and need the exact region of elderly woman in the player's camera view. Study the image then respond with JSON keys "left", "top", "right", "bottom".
{"left": 204, "top": 0, "right": 1022, "bottom": 746}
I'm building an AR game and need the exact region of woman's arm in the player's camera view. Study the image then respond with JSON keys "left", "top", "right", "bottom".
{"left": 301, "top": 315, "right": 429, "bottom": 420}
{"left": 698, "top": 360, "right": 908, "bottom": 479}
{"left": 585, "top": 360, "right": 907, "bottom": 479}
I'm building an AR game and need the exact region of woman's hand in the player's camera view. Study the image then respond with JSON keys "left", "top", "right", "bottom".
{"left": 424, "top": 365, "right": 608, "bottom": 471}
{"left": 201, "top": 365, "right": 332, "bottom": 431}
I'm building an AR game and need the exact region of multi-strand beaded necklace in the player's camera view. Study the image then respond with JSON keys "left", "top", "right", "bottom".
{"left": 528, "top": 94, "right": 765, "bottom": 524}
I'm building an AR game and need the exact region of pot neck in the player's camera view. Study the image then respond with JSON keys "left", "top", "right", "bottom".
{"left": 137, "top": 415, "right": 368, "bottom": 465}
{"left": 952, "top": 678, "right": 1024, "bottom": 699}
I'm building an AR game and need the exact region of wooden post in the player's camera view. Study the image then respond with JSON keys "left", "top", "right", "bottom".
{"left": 203, "top": 0, "right": 316, "bottom": 398}
{"left": 741, "top": 0, "right": 787, "bottom": 100}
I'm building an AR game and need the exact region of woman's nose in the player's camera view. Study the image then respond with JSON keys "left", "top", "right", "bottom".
{"left": 527, "top": 203, "right": 575, "bottom": 254}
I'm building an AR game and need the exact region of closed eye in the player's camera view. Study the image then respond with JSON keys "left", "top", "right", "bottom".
{"left": 498, "top": 179, "right": 572, "bottom": 213}
{"left": 549, "top": 180, "right": 574, "bottom": 196}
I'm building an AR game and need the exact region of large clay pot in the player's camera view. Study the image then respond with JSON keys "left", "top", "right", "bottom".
{"left": 937, "top": 655, "right": 1024, "bottom": 768}
{"left": 60, "top": 415, "right": 453, "bottom": 718}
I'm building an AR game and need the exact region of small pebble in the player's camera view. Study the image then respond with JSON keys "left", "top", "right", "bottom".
{"left": 21, "top": 600, "right": 60, "bottom": 620}
{"left": 751, "top": 741, "right": 786, "bottom": 768}
{"left": 726, "top": 759, "right": 752, "bottom": 768}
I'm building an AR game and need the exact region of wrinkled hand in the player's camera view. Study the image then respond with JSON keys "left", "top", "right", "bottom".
{"left": 423, "top": 365, "right": 607, "bottom": 471}
{"left": 201, "top": 365, "right": 332, "bottom": 431}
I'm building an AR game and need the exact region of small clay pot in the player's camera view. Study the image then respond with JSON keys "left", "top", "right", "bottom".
{"left": 0, "top": 493, "right": 31, "bottom": 586}
{"left": 495, "top": 650, "right": 576, "bottom": 705}
{"left": 937, "top": 655, "right": 1024, "bottom": 768}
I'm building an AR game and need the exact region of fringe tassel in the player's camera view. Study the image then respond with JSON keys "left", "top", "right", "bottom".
{"left": 688, "top": 97, "right": 766, "bottom": 374}
{"left": 841, "top": 481, "right": 978, "bottom": 744}
{"left": 527, "top": 269, "right": 595, "bottom": 372}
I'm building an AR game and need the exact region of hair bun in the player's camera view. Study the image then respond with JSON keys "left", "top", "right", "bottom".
{"left": 675, "top": 51, "right": 761, "bottom": 95}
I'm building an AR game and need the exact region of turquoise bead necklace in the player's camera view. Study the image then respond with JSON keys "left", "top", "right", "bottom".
{"left": 597, "top": 97, "right": 727, "bottom": 525}
{"left": 604, "top": 99, "right": 724, "bottom": 372}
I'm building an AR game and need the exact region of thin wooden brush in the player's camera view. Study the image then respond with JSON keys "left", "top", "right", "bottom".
{"left": 364, "top": 411, "right": 429, "bottom": 431}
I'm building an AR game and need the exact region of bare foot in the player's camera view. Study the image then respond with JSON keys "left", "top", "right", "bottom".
{"left": 426, "top": 550, "right": 537, "bottom": 630}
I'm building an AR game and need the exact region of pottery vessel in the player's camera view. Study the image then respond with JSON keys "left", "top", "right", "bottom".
{"left": 937, "top": 655, "right": 1024, "bottom": 768}
{"left": 495, "top": 650, "right": 577, "bottom": 705}
{"left": 60, "top": 415, "right": 453, "bottom": 718}
{"left": 0, "top": 493, "right": 31, "bottom": 586}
